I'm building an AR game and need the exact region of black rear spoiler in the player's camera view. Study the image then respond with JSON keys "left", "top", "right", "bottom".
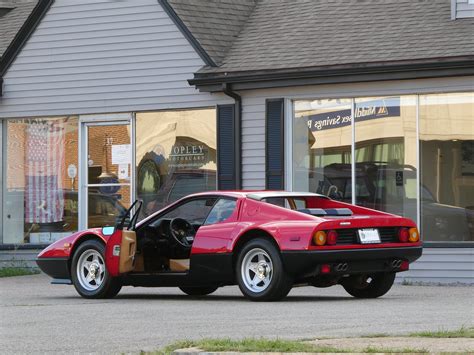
{"left": 298, "top": 208, "right": 353, "bottom": 217}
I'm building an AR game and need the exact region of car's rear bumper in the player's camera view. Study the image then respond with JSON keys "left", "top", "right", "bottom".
{"left": 281, "top": 246, "right": 422, "bottom": 276}
{"left": 36, "top": 257, "right": 70, "bottom": 279}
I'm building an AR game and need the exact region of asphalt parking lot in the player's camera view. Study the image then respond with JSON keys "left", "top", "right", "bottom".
{"left": 0, "top": 274, "right": 472, "bottom": 354}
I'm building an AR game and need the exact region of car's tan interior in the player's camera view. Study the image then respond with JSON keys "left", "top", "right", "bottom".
{"left": 133, "top": 253, "right": 145, "bottom": 272}
{"left": 119, "top": 230, "right": 137, "bottom": 273}
{"left": 169, "top": 259, "right": 190, "bottom": 272}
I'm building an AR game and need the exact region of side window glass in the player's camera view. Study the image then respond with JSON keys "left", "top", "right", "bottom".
{"left": 204, "top": 199, "right": 237, "bottom": 225}
{"left": 154, "top": 198, "right": 217, "bottom": 226}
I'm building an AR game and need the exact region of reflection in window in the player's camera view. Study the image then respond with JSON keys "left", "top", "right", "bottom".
{"left": 136, "top": 109, "right": 217, "bottom": 218}
{"left": 355, "top": 96, "right": 417, "bottom": 223}
{"left": 293, "top": 99, "right": 352, "bottom": 200}
{"left": 3, "top": 117, "right": 79, "bottom": 244}
{"left": 205, "top": 198, "right": 237, "bottom": 225}
{"left": 420, "top": 93, "right": 474, "bottom": 242}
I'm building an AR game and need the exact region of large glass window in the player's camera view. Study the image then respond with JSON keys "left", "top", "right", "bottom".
{"left": 293, "top": 99, "right": 352, "bottom": 201}
{"left": 136, "top": 109, "right": 217, "bottom": 218}
{"left": 420, "top": 93, "right": 474, "bottom": 242}
{"left": 292, "top": 92, "right": 474, "bottom": 244}
{"left": 2, "top": 117, "right": 79, "bottom": 244}
{"left": 355, "top": 96, "right": 417, "bottom": 223}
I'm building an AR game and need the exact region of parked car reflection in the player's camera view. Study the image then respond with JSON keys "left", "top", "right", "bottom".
{"left": 304, "top": 163, "right": 473, "bottom": 241}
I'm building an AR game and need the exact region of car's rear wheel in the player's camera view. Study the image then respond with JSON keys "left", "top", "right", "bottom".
{"left": 71, "top": 239, "right": 122, "bottom": 299}
{"left": 341, "top": 272, "right": 395, "bottom": 298}
{"left": 179, "top": 286, "right": 218, "bottom": 296}
{"left": 236, "top": 238, "right": 292, "bottom": 301}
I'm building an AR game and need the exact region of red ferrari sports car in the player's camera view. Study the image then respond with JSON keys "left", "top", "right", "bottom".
{"left": 36, "top": 191, "right": 422, "bottom": 301}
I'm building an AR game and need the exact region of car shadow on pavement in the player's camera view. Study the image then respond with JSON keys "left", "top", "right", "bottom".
{"left": 52, "top": 293, "right": 353, "bottom": 302}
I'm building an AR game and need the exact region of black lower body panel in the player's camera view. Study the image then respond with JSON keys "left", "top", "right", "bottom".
{"left": 36, "top": 257, "right": 70, "bottom": 279}
{"left": 122, "top": 253, "right": 234, "bottom": 287}
{"left": 281, "top": 246, "right": 422, "bottom": 276}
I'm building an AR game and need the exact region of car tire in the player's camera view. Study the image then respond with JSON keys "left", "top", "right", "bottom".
{"left": 71, "top": 239, "right": 122, "bottom": 299}
{"left": 236, "top": 238, "right": 293, "bottom": 302}
{"left": 341, "top": 272, "right": 396, "bottom": 298}
{"left": 179, "top": 286, "right": 218, "bottom": 296}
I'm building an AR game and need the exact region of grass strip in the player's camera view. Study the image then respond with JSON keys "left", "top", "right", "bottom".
{"left": 159, "top": 338, "right": 332, "bottom": 354}
{"left": 360, "top": 346, "right": 427, "bottom": 353}
{"left": 149, "top": 338, "right": 428, "bottom": 354}
{"left": 0, "top": 267, "right": 40, "bottom": 278}
{"left": 409, "top": 326, "right": 474, "bottom": 338}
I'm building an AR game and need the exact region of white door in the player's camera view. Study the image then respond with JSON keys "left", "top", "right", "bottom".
{"left": 79, "top": 117, "right": 134, "bottom": 230}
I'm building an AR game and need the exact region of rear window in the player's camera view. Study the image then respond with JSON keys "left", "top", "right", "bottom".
{"left": 262, "top": 197, "right": 307, "bottom": 210}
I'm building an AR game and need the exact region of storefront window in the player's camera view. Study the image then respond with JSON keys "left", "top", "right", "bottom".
{"left": 293, "top": 92, "right": 473, "bottom": 244}
{"left": 355, "top": 96, "right": 417, "bottom": 223}
{"left": 293, "top": 99, "right": 352, "bottom": 200}
{"left": 2, "top": 117, "right": 79, "bottom": 244}
{"left": 420, "top": 93, "right": 474, "bottom": 242}
{"left": 136, "top": 109, "right": 217, "bottom": 218}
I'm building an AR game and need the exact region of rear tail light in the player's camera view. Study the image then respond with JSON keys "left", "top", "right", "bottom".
{"left": 398, "top": 228, "right": 409, "bottom": 242}
{"left": 313, "top": 231, "right": 327, "bottom": 246}
{"left": 408, "top": 227, "right": 420, "bottom": 242}
{"left": 327, "top": 230, "right": 338, "bottom": 245}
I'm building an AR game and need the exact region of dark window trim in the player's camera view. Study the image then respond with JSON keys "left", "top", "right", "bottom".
{"left": 265, "top": 98, "right": 285, "bottom": 190}
{"left": 0, "top": 0, "right": 55, "bottom": 93}
{"left": 217, "top": 104, "right": 240, "bottom": 189}
{"left": 157, "top": 0, "right": 216, "bottom": 67}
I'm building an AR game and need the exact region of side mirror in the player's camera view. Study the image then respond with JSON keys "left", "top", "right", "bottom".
{"left": 101, "top": 226, "right": 115, "bottom": 236}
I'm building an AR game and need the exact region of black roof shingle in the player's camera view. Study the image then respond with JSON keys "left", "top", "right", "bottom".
{"left": 167, "top": 0, "right": 256, "bottom": 65}
{"left": 193, "top": 0, "right": 474, "bottom": 75}
{"left": 0, "top": 0, "right": 38, "bottom": 60}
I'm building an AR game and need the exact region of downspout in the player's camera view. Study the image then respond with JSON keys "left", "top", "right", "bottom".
{"left": 222, "top": 83, "right": 242, "bottom": 189}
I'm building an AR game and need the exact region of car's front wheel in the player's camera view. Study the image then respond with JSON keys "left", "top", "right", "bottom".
{"left": 341, "top": 272, "right": 395, "bottom": 298}
{"left": 179, "top": 286, "right": 218, "bottom": 296}
{"left": 71, "top": 239, "right": 122, "bottom": 299}
{"left": 236, "top": 238, "right": 293, "bottom": 301}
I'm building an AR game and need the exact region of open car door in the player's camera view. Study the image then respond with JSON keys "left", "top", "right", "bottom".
{"left": 105, "top": 200, "right": 141, "bottom": 277}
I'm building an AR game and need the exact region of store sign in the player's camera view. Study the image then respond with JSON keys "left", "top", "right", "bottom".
{"left": 306, "top": 97, "right": 401, "bottom": 131}
{"left": 169, "top": 144, "right": 208, "bottom": 168}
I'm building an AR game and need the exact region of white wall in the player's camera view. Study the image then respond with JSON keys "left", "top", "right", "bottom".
{"left": 0, "top": 0, "right": 229, "bottom": 118}
{"left": 397, "top": 248, "right": 474, "bottom": 284}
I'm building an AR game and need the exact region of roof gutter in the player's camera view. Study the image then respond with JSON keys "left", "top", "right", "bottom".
{"left": 222, "top": 83, "right": 242, "bottom": 189}
{"left": 189, "top": 56, "right": 474, "bottom": 92}
{"left": 0, "top": 0, "right": 54, "bottom": 96}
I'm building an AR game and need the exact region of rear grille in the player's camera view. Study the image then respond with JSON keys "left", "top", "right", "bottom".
{"left": 336, "top": 227, "right": 399, "bottom": 245}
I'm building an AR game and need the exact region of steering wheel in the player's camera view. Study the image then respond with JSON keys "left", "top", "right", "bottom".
{"left": 169, "top": 218, "right": 195, "bottom": 248}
